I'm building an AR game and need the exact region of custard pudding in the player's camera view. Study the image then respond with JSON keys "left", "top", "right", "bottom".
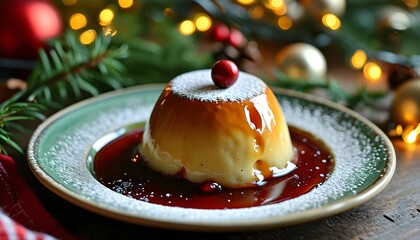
{"left": 140, "top": 69, "right": 294, "bottom": 188}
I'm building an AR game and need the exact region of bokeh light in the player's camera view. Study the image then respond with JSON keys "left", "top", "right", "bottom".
{"left": 278, "top": 16, "right": 292, "bottom": 30}
{"left": 396, "top": 125, "right": 404, "bottom": 135}
{"left": 79, "top": 29, "right": 97, "bottom": 45}
{"left": 237, "top": 0, "right": 256, "bottom": 5}
{"left": 99, "top": 8, "right": 114, "bottom": 26}
{"left": 266, "top": 0, "right": 284, "bottom": 9}
{"left": 69, "top": 13, "right": 87, "bottom": 30}
{"left": 179, "top": 20, "right": 195, "bottom": 35}
{"left": 402, "top": 124, "right": 420, "bottom": 144}
{"left": 350, "top": 50, "right": 367, "bottom": 69}
{"left": 118, "top": 0, "right": 134, "bottom": 9}
{"left": 322, "top": 14, "right": 341, "bottom": 30}
{"left": 194, "top": 13, "right": 212, "bottom": 32}
{"left": 363, "top": 62, "right": 382, "bottom": 81}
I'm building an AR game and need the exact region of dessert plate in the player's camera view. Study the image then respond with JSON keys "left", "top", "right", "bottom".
{"left": 27, "top": 84, "right": 396, "bottom": 231}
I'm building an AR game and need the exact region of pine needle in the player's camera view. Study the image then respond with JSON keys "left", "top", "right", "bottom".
{"left": 0, "top": 30, "right": 130, "bottom": 155}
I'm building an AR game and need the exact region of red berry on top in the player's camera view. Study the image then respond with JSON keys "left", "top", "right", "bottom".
{"left": 211, "top": 60, "right": 239, "bottom": 89}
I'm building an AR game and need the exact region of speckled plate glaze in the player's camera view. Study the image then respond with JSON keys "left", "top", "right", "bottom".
{"left": 27, "top": 84, "right": 396, "bottom": 232}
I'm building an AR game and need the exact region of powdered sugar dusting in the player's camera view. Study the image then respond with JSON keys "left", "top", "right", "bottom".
{"left": 170, "top": 70, "right": 266, "bottom": 102}
{"left": 276, "top": 96, "right": 391, "bottom": 209}
{"left": 27, "top": 85, "right": 394, "bottom": 228}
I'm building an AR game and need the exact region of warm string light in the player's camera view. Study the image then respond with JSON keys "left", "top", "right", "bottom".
{"left": 194, "top": 13, "right": 212, "bottom": 32}
{"left": 350, "top": 50, "right": 383, "bottom": 82}
{"left": 350, "top": 50, "right": 367, "bottom": 69}
{"left": 179, "top": 1, "right": 295, "bottom": 35}
{"left": 265, "top": 0, "right": 285, "bottom": 10}
{"left": 273, "top": 5, "right": 287, "bottom": 16}
{"left": 404, "top": 124, "right": 420, "bottom": 144}
{"left": 99, "top": 8, "right": 114, "bottom": 26}
{"left": 350, "top": 49, "right": 412, "bottom": 144}
{"left": 118, "top": 0, "right": 134, "bottom": 9}
{"left": 178, "top": 13, "right": 212, "bottom": 35}
{"left": 236, "top": 0, "right": 256, "bottom": 5}
{"left": 79, "top": 29, "right": 97, "bottom": 45}
{"left": 363, "top": 62, "right": 382, "bottom": 82}
{"left": 175, "top": 1, "right": 385, "bottom": 86}
{"left": 322, "top": 14, "right": 341, "bottom": 30}
{"left": 63, "top": 1, "right": 387, "bottom": 86}
{"left": 243, "top": 0, "right": 292, "bottom": 31}
{"left": 179, "top": 20, "right": 195, "bottom": 35}
{"left": 69, "top": 13, "right": 87, "bottom": 30}
{"left": 392, "top": 124, "right": 420, "bottom": 144}
{"left": 278, "top": 16, "right": 292, "bottom": 30}
{"left": 63, "top": 0, "right": 125, "bottom": 45}
{"left": 238, "top": 1, "right": 347, "bottom": 32}
{"left": 61, "top": 1, "right": 417, "bottom": 147}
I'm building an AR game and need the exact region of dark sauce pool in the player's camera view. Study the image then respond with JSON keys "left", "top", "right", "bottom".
{"left": 93, "top": 127, "right": 334, "bottom": 209}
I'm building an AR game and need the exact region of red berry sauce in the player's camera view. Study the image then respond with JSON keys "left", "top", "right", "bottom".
{"left": 93, "top": 127, "right": 334, "bottom": 209}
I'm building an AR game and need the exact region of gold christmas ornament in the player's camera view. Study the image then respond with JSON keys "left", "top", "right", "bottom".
{"left": 301, "top": 0, "right": 346, "bottom": 20}
{"left": 275, "top": 42, "right": 327, "bottom": 80}
{"left": 389, "top": 79, "right": 420, "bottom": 127}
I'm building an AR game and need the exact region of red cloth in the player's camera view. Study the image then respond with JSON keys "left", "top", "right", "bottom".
{"left": 0, "top": 153, "right": 77, "bottom": 240}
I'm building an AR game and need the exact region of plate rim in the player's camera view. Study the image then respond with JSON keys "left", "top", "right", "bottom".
{"left": 27, "top": 84, "right": 396, "bottom": 232}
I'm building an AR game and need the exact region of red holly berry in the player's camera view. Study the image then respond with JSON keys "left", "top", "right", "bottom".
{"left": 211, "top": 60, "right": 239, "bottom": 88}
{"left": 228, "top": 28, "right": 246, "bottom": 48}
{"left": 212, "top": 23, "right": 230, "bottom": 42}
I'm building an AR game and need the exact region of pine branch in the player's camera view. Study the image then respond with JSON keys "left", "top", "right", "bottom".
{"left": 0, "top": 30, "right": 130, "bottom": 155}
{"left": 0, "top": 102, "right": 46, "bottom": 155}
{"left": 24, "top": 31, "right": 129, "bottom": 104}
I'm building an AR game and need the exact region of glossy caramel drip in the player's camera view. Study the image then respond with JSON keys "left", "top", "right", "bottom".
{"left": 141, "top": 83, "right": 294, "bottom": 188}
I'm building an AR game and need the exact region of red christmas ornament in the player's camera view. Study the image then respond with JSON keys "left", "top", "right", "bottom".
{"left": 0, "top": 0, "right": 63, "bottom": 60}
{"left": 211, "top": 60, "right": 239, "bottom": 88}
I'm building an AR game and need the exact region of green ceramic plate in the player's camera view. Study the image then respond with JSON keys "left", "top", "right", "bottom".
{"left": 27, "top": 84, "right": 396, "bottom": 231}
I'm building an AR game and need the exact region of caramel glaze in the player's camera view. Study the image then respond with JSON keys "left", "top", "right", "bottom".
{"left": 141, "top": 85, "right": 294, "bottom": 188}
